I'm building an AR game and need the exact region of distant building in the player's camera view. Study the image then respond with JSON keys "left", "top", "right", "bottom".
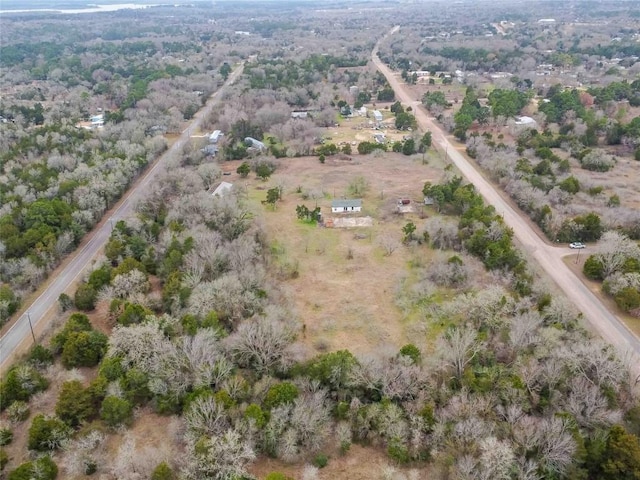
{"left": 538, "top": 18, "right": 556, "bottom": 24}
{"left": 201, "top": 144, "right": 219, "bottom": 156}
{"left": 515, "top": 116, "right": 537, "bottom": 126}
{"left": 331, "top": 199, "right": 362, "bottom": 213}
{"left": 373, "top": 110, "right": 383, "bottom": 124}
{"left": 209, "top": 130, "right": 223, "bottom": 144}
{"left": 244, "top": 137, "right": 266, "bottom": 151}
{"left": 349, "top": 85, "right": 359, "bottom": 98}
{"left": 212, "top": 181, "right": 233, "bottom": 197}
{"left": 358, "top": 106, "right": 367, "bottom": 116}
{"left": 373, "top": 133, "right": 386, "bottom": 144}
{"left": 291, "top": 111, "right": 308, "bottom": 119}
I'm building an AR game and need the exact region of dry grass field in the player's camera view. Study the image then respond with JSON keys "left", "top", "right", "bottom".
{"left": 234, "top": 150, "right": 447, "bottom": 357}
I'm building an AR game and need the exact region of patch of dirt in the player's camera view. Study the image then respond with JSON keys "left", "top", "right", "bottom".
{"left": 248, "top": 443, "right": 425, "bottom": 480}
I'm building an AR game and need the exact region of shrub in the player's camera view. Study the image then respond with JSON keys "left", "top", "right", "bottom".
{"left": 583, "top": 255, "right": 605, "bottom": 280}
{"left": 57, "top": 293, "right": 73, "bottom": 312}
{"left": 7, "top": 456, "right": 58, "bottom": 480}
{"left": 100, "top": 396, "right": 133, "bottom": 427}
{"left": 399, "top": 344, "right": 421, "bottom": 364}
{"left": 27, "top": 414, "right": 70, "bottom": 451}
{"left": 74, "top": 283, "right": 97, "bottom": 311}
{"left": 265, "top": 473, "right": 293, "bottom": 480}
{"left": 0, "top": 448, "right": 7, "bottom": 471}
{"left": 387, "top": 438, "right": 411, "bottom": 464}
{"left": 99, "top": 356, "right": 125, "bottom": 381}
{"left": 264, "top": 382, "right": 299, "bottom": 410}
{"left": 88, "top": 265, "right": 112, "bottom": 290}
{"left": 6, "top": 401, "right": 29, "bottom": 423}
{"left": 300, "top": 350, "right": 358, "bottom": 391}
{"left": 51, "top": 313, "right": 92, "bottom": 353}
{"left": 0, "top": 428, "right": 13, "bottom": 446}
{"left": 615, "top": 287, "right": 640, "bottom": 313}
{"left": 244, "top": 404, "right": 268, "bottom": 429}
{"left": 0, "top": 366, "right": 49, "bottom": 411}
{"left": 558, "top": 176, "right": 580, "bottom": 194}
{"left": 312, "top": 453, "right": 329, "bottom": 468}
{"left": 151, "top": 461, "right": 176, "bottom": 480}
{"left": 26, "top": 344, "right": 53, "bottom": 367}
{"left": 581, "top": 150, "right": 615, "bottom": 172}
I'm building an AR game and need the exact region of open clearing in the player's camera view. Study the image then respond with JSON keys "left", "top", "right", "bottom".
{"left": 236, "top": 150, "right": 446, "bottom": 356}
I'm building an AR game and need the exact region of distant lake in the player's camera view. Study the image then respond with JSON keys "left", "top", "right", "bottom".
{"left": 0, "top": 3, "right": 165, "bottom": 14}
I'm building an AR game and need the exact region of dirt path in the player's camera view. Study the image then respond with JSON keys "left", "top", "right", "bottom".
{"left": 373, "top": 27, "right": 640, "bottom": 368}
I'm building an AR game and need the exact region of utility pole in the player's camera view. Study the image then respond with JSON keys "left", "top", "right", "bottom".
{"left": 27, "top": 311, "right": 36, "bottom": 344}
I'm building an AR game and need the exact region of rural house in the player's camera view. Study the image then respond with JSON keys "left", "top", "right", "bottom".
{"left": 212, "top": 181, "right": 233, "bottom": 197}
{"left": 331, "top": 199, "right": 362, "bottom": 213}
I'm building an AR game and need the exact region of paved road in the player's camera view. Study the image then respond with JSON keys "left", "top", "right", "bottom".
{"left": 0, "top": 64, "right": 244, "bottom": 371}
{"left": 373, "top": 28, "right": 640, "bottom": 362}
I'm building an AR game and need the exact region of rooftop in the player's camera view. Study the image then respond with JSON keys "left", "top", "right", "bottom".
{"left": 332, "top": 199, "right": 362, "bottom": 208}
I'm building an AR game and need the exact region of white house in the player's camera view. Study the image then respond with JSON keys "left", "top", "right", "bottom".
{"left": 244, "top": 137, "right": 266, "bottom": 151}
{"left": 373, "top": 110, "right": 383, "bottom": 123}
{"left": 331, "top": 199, "right": 362, "bottom": 213}
{"left": 90, "top": 114, "right": 104, "bottom": 128}
{"left": 291, "top": 111, "right": 308, "bottom": 119}
{"left": 212, "top": 181, "right": 233, "bottom": 197}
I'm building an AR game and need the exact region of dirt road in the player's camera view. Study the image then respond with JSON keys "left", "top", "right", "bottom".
{"left": 0, "top": 64, "right": 244, "bottom": 372}
{"left": 373, "top": 28, "right": 640, "bottom": 362}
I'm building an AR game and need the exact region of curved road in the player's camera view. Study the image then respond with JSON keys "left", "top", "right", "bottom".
{"left": 373, "top": 27, "right": 640, "bottom": 362}
{"left": 0, "top": 64, "right": 244, "bottom": 371}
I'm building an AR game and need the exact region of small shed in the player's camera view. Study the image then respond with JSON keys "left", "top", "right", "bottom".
{"left": 209, "top": 130, "right": 223, "bottom": 143}
{"left": 373, "top": 110, "right": 383, "bottom": 123}
{"left": 331, "top": 199, "right": 362, "bottom": 213}
{"left": 212, "top": 181, "right": 233, "bottom": 197}
{"left": 373, "top": 133, "right": 386, "bottom": 144}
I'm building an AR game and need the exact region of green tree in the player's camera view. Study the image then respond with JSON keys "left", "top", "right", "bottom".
{"left": 264, "top": 382, "right": 299, "bottom": 410}
{"left": 219, "top": 62, "right": 232, "bottom": 80}
{"left": 244, "top": 404, "right": 268, "bottom": 428}
{"left": 100, "top": 396, "right": 133, "bottom": 427}
{"left": 236, "top": 162, "right": 250, "bottom": 178}
{"left": 61, "top": 331, "right": 107, "bottom": 368}
{"left": 74, "top": 283, "right": 97, "bottom": 311}
{"left": 55, "top": 380, "right": 95, "bottom": 427}
{"left": 27, "top": 414, "right": 70, "bottom": 451}
{"left": 8, "top": 456, "right": 58, "bottom": 480}
{"left": 255, "top": 163, "right": 274, "bottom": 181}
{"left": 599, "top": 425, "right": 640, "bottom": 479}
{"left": 0, "top": 366, "right": 48, "bottom": 411}
{"left": 265, "top": 187, "right": 281, "bottom": 208}
{"left": 583, "top": 255, "right": 604, "bottom": 280}
{"left": 402, "top": 138, "right": 416, "bottom": 155}
{"left": 402, "top": 222, "right": 417, "bottom": 241}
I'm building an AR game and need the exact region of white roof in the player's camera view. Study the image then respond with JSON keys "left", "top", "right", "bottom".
{"left": 212, "top": 181, "right": 233, "bottom": 197}
{"left": 515, "top": 116, "right": 536, "bottom": 125}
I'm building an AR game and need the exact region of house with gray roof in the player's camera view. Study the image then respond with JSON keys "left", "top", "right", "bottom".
{"left": 331, "top": 199, "right": 362, "bottom": 213}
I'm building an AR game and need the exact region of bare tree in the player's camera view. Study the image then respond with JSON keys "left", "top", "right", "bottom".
{"left": 183, "top": 428, "right": 255, "bottom": 480}
{"left": 226, "top": 315, "right": 296, "bottom": 373}
{"left": 436, "top": 325, "right": 482, "bottom": 379}
{"left": 596, "top": 231, "right": 640, "bottom": 278}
